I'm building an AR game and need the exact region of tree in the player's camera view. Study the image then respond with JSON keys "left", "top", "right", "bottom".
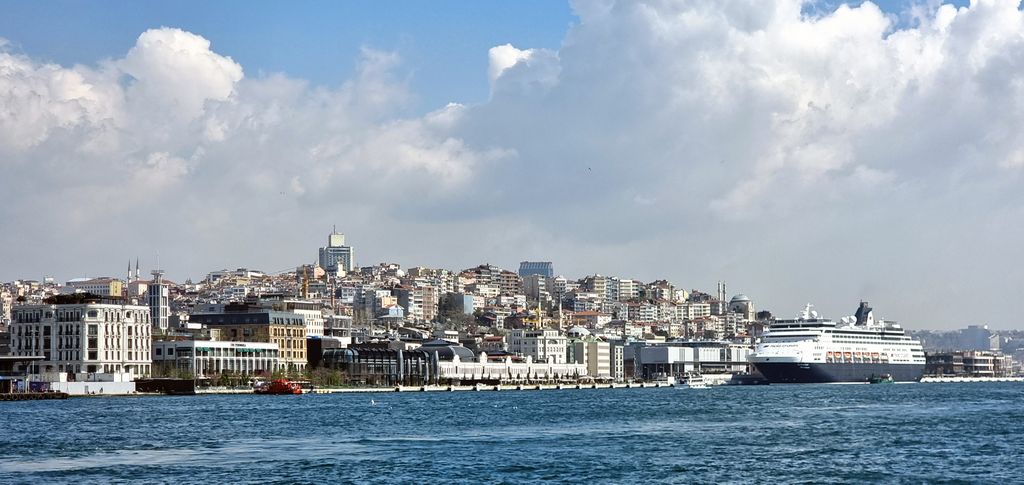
{"left": 306, "top": 367, "right": 346, "bottom": 387}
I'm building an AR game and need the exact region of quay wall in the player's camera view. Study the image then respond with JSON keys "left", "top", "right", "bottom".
{"left": 920, "top": 376, "right": 1024, "bottom": 383}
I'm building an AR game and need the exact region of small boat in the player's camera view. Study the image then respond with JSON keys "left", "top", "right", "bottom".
{"left": 651, "top": 374, "right": 676, "bottom": 386}
{"left": 675, "top": 372, "right": 708, "bottom": 389}
{"left": 868, "top": 374, "right": 894, "bottom": 384}
{"left": 254, "top": 379, "right": 303, "bottom": 395}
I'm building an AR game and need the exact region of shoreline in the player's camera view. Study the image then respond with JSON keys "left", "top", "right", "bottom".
{"left": 7, "top": 376, "right": 1023, "bottom": 399}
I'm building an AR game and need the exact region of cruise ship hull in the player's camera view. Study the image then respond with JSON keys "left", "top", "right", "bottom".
{"left": 753, "top": 362, "right": 925, "bottom": 384}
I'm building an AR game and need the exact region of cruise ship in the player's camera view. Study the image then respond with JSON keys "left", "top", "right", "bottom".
{"left": 750, "top": 302, "right": 925, "bottom": 383}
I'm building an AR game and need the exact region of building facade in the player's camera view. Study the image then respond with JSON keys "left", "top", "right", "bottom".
{"left": 508, "top": 329, "right": 568, "bottom": 364}
{"left": 319, "top": 230, "right": 355, "bottom": 273}
{"left": 188, "top": 308, "right": 308, "bottom": 370}
{"left": 9, "top": 299, "right": 152, "bottom": 377}
{"left": 322, "top": 343, "right": 587, "bottom": 385}
{"left": 518, "top": 261, "right": 554, "bottom": 278}
{"left": 571, "top": 338, "right": 613, "bottom": 380}
{"left": 153, "top": 340, "right": 279, "bottom": 376}
{"left": 147, "top": 270, "right": 170, "bottom": 331}
{"left": 66, "top": 277, "right": 124, "bottom": 297}
{"left": 636, "top": 341, "right": 752, "bottom": 379}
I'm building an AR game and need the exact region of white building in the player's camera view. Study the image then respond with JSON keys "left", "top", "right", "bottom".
{"left": 147, "top": 270, "right": 170, "bottom": 331}
{"left": 153, "top": 340, "right": 279, "bottom": 376}
{"left": 206, "top": 268, "right": 266, "bottom": 283}
{"left": 637, "top": 341, "right": 753, "bottom": 378}
{"left": 65, "top": 277, "right": 124, "bottom": 297}
{"left": 497, "top": 294, "right": 527, "bottom": 308}
{"left": 467, "top": 283, "right": 500, "bottom": 300}
{"left": 571, "top": 338, "right": 613, "bottom": 380}
{"left": 438, "top": 353, "right": 587, "bottom": 383}
{"left": 259, "top": 297, "right": 325, "bottom": 337}
{"left": 611, "top": 278, "right": 637, "bottom": 302}
{"left": 729, "top": 294, "right": 755, "bottom": 321}
{"left": 681, "top": 302, "right": 712, "bottom": 320}
{"left": 611, "top": 344, "right": 625, "bottom": 381}
{"left": 548, "top": 275, "right": 568, "bottom": 302}
{"left": 1, "top": 291, "right": 12, "bottom": 324}
{"left": 508, "top": 329, "right": 568, "bottom": 364}
{"left": 9, "top": 299, "right": 153, "bottom": 378}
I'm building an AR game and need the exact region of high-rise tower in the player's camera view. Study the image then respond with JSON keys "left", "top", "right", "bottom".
{"left": 148, "top": 269, "right": 170, "bottom": 331}
{"left": 318, "top": 227, "right": 354, "bottom": 274}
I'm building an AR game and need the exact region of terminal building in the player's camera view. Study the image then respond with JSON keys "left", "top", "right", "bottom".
{"left": 632, "top": 340, "right": 753, "bottom": 380}
{"left": 153, "top": 340, "right": 279, "bottom": 377}
{"left": 322, "top": 340, "right": 588, "bottom": 386}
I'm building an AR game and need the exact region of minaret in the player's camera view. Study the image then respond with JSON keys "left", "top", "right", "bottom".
{"left": 135, "top": 258, "right": 140, "bottom": 281}
{"left": 557, "top": 297, "right": 563, "bottom": 330}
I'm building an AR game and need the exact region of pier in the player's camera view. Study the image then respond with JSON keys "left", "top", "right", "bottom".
{"left": 0, "top": 392, "right": 69, "bottom": 401}
{"left": 307, "top": 382, "right": 675, "bottom": 394}
{"left": 920, "top": 376, "right": 1024, "bottom": 383}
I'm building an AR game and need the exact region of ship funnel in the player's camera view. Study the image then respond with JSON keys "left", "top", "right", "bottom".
{"left": 855, "top": 301, "right": 873, "bottom": 326}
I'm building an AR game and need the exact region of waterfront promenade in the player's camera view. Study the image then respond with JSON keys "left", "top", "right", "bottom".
{"left": 147, "top": 376, "right": 1024, "bottom": 396}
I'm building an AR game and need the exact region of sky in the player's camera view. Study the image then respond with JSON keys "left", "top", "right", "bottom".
{"left": 1, "top": 0, "right": 1021, "bottom": 330}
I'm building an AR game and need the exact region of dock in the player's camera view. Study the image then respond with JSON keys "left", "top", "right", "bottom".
{"left": 920, "top": 376, "right": 1024, "bottom": 383}
{"left": 0, "top": 392, "right": 69, "bottom": 401}
{"left": 307, "top": 382, "right": 674, "bottom": 394}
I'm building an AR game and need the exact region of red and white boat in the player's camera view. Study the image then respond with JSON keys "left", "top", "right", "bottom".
{"left": 254, "top": 379, "right": 302, "bottom": 395}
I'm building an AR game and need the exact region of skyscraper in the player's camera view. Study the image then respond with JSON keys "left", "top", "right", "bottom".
{"left": 518, "top": 261, "right": 554, "bottom": 278}
{"left": 319, "top": 228, "right": 354, "bottom": 274}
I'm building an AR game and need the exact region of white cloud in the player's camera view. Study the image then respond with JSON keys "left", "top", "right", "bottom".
{"left": 487, "top": 43, "right": 560, "bottom": 94}
{"left": 4, "top": 3, "right": 1024, "bottom": 329}
{"left": 0, "top": 27, "right": 502, "bottom": 279}
{"left": 119, "top": 28, "right": 243, "bottom": 120}
{"left": 0, "top": 49, "right": 121, "bottom": 153}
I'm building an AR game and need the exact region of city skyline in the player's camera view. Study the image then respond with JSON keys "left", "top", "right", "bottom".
{"left": 3, "top": 0, "right": 1024, "bottom": 330}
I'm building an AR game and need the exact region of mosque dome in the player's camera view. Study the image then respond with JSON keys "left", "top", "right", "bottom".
{"left": 567, "top": 326, "right": 591, "bottom": 338}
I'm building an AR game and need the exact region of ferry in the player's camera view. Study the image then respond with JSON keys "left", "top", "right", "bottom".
{"left": 749, "top": 302, "right": 925, "bottom": 383}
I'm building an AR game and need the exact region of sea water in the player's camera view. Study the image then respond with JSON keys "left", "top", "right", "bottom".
{"left": 1, "top": 383, "right": 1022, "bottom": 483}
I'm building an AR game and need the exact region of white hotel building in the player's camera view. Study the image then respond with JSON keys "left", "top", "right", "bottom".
{"left": 9, "top": 299, "right": 153, "bottom": 377}
{"left": 508, "top": 329, "right": 568, "bottom": 364}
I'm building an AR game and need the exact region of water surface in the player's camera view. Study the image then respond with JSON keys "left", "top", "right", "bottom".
{"left": 2, "top": 383, "right": 1021, "bottom": 483}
